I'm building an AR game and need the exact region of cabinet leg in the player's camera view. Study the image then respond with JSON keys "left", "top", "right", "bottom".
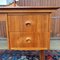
{"left": 40, "top": 50, "right": 45, "bottom": 60}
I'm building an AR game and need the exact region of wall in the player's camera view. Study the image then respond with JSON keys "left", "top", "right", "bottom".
{"left": 7, "top": 0, "right": 14, "bottom": 4}
{"left": 0, "top": 0, "right": 6, "bottom": 5}
{"left": 0, "top": 0, "right": 14, "bottom": 5}
{"left": 16, "top": 0, "right": 60, "bottom": 6}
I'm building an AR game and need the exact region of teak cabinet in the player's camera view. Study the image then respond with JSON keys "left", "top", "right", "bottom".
{"left": 0, "top": 7, "right": 59, "bottom": 50}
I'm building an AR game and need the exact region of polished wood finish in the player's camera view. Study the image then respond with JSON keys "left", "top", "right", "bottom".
{"left": 0, "top": 7, "right": 59, "bottom": 50}
{"left": 8, "top": 13, "right": 50, "bottom": 50}
{"left": 0, "top": 14, "right": 7, "bottom": 38}
{"left": 7, "top": 7, "right": 58, "bottom": 50}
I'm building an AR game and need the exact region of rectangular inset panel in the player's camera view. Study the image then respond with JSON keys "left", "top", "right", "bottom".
{"left": 9, "top": 32, "right": 50, "bottom": 50}
{"left": 0, "top": 14, "right": 7, "bottom": 38}
{"left": 51, "top": 17, "right": 60, "bottom": 37}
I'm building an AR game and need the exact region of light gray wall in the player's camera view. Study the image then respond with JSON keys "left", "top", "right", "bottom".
{"left": 0, "top": 0, "right": 6, "bottom": 5}
{"left": 7, "top": 0, "right": 14, "bottom": 4}
{"left": 0, "top": 0, "right": 14, "bottom": 5}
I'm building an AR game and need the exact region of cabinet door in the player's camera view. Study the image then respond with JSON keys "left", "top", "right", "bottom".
{"left": 8, "top": 13, "right": 50, "bottom": 50}
{"left": 9, "top": 32, "right": 50, "bottom": 50}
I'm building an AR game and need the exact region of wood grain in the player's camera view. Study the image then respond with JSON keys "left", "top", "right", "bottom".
{"left": 0, "top": 14, "right": 7, "bottom": 38}
{"left": 16, "top": 0, "right": 59, "bottom": 6}
{"left": 8, "top": 13, "right": 50, "bottom": 50}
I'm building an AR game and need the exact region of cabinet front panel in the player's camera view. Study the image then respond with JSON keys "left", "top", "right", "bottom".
{"left": 8, "top": 13, "right": 50, "bottom": 32}
{"left": 8, "top": 13, "right": 50, "bottom": 50}
{"left": 9, "top": 32, "right": 50, "bottom": 50}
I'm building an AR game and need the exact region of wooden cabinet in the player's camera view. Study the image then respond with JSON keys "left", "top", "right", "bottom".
{"left": 0, "top": 7, "right": 59, "bottom": 50}
{"left": 8, "top": 13, "right": 50, "bottom": 50}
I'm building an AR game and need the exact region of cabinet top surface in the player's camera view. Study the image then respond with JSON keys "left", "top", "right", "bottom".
{"left": 0, "top": 6, "right": 59, "bottom": 13}
{"left": 0, "top": 6, "right": 59, "bottom": 9}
